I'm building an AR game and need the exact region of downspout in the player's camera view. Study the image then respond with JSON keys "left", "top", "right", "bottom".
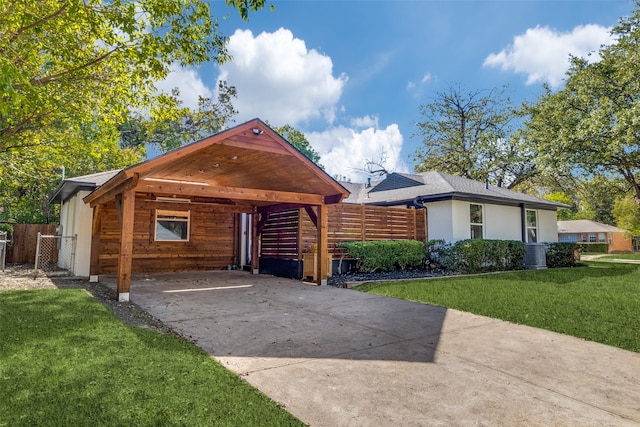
{"left": 413, "top": 196, "right": 428, "bottom": 242}
{"left": 520, "top": 203, "right": 526, "bottom": 242}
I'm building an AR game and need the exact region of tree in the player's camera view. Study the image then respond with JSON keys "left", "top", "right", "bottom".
{"left": 526, "top": 1, "right": 640, "bottom": 204}
{"left": 413, "top": 84, "right": 537, "bottom": 189}
{"left": 0, "top": 0, "right": 266, "bottom": 222}
{"left": 119, "top": 81, "right": 238, "bottom": 153}
{"left": 0, "top": 123, "right": 143, "bottom": 223}
{"left": 0, "top": 0, "right": 266, "bottom": 155}
{"left": 271, "top": 124, "right": 323, "bottom": 167}
{"left": 613, "top": 195, "right": 640, "bottom": 236}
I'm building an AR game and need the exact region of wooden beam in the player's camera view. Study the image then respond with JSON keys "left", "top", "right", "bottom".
{"left": 316, "top": 203, "right": 329, "bottom": 286}
{"left": 304, "top": 205, "right": 318, "bottom": 228}
{"left": 137, "top": 182, "right": 324, "bottom": 205}
{"left": 89, "top": 205, "right": 102, "bottom": 278}
{"left": 142, "top": 199, "right": 254, "bottom": 214}
{"left": 116, "top": 189, "right": 135, "bottom": 301}
{"left": 86, "top": 174, "right": 138, "bottom": 207}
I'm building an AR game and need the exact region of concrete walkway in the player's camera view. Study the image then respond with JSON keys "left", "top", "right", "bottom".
{"left": 118, "top": 271, "right": 639, "bottom": 426}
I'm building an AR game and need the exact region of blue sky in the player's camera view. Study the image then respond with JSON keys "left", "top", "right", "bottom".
{"left": 157, "top": 0, "right": 635, "bottom": 181}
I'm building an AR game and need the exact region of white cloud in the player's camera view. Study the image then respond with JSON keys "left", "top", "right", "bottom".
{"left": 308, "top": 122, "right": 407, "bottom": 182}
{"left": 484, "top": 24, "right": 614, "bottom": 88}
{"left": 217, "top": 28, "right": 348, "bottom": 126}
{"left": 350, "top": 115, "right": 379, "bottom": 129}
{"left": 407, "top": 72, "right": 433, "bottom": 93}
{"left": 155, "top": 65, "right": 213, "bottom": 109}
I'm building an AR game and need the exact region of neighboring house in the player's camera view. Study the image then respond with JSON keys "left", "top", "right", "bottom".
{"left": 557, "top": 220, "right": 633, "bottom": 253}
{"left": 341, "top": 171, "right": 566, "bottom": 243}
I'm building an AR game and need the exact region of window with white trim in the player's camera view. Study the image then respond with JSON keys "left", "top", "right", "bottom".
{"left": 526, "top": 209, "right": 538, "bottom": 242}
{"left": 155, "top": 209, "right": 190, "bottom": 241}
{"left": 470, "top": 204, "right": 483, "bottom": 239}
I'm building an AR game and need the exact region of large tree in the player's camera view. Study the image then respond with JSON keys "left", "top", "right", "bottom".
{"left": 412, "top": 84, "right": 536, "bottom": 189}
{"left": 0, "top": 0, "right": 266, "bottom": 222}
{"left": 272, "top": 124, "right": 323, "bottom": 167}
{"left": 526, "top": 1, "right": 640, "bottom": 204}
{"left": 0, "top": 0, "right": 265, "bottom": 155}
{"left": 119, "top": 81, "right": 238, "bottom": 153}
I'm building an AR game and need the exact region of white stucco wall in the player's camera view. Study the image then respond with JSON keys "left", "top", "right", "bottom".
{"left": 537, "top": 209, "right": 559, "bottom": 243}
{"left": 59, "top": 191, "right": 93, "bottom": 276}
{"left": 428, "top": 200, "right": 559, "bottom": 243}
{"left": 426, "top": 200, "right": 453, "bottom": 241}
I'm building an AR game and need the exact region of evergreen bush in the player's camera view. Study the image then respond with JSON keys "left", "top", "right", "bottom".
{"left": 337, "top": 240, "right": 425, "bottom": 272}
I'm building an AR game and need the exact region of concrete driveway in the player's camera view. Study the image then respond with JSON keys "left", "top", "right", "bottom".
{"left": 122, "top": 271, "right": 639, "bottom": 426}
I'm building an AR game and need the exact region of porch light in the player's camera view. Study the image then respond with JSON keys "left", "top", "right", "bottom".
{"left": 252, "top": 128, "right": 263, "bottom": 135}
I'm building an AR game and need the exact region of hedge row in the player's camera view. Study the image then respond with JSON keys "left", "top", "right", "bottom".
{"left": 545, "top": 242, "right": 581, "bottom": 268}
{"left": 338, "top": 239, "right": 582, "bottom": 275}
{"left": 337, "top": 240, "right": 425, "bottom": 272}
{"left": 576, "top": 242, "right": 608, "bottom": 253}
{"left": 427, "top": 239, "right": 526, "bottom": 274}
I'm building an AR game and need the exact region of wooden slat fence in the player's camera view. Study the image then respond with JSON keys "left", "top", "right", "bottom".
{"left": 261, "top": 204, "right": 427, "bottom": 260}
{"left": 6, "top": 223, "right": 58, "bottom": 263}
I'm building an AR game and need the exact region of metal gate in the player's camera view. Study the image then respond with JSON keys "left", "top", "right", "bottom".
{"left": 34, "top": 233, "right": 77, "bottom": 275}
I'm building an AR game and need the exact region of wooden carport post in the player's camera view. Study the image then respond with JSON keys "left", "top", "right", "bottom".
{"left": 316, "top": 203, "right": 329, "bottom": 285}
{"left": 116, "top": 189, "right": 135, "bottom": 301}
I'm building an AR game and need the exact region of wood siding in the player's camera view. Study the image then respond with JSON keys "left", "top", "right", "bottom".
{"left": 260, "top": 204, "right": 427, "bottom": 260}
{"left": 96, "top": 194, "right": 238, "bottom": 274}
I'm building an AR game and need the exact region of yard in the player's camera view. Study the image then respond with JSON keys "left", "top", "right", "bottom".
{"left": 0, "top": 288, "right": 303, "bottom": 427}
{"left": 357, "top": 262, "right": 640, "bottom": 353}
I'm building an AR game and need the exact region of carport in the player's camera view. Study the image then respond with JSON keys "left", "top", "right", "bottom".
{"left": 83, "top": 119, "right": 348, "bottom": 301}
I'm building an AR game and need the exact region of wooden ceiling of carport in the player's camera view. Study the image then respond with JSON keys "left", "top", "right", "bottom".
{"left": 84, "top": 118, "right": 348, "bottom": 208}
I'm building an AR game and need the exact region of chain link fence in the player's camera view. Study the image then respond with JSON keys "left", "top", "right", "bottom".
{"left": 34, "top": 233, "right": 77, "bottom": 276}
{"left": 0, "top": 231, "right": 7, "bottom": 271}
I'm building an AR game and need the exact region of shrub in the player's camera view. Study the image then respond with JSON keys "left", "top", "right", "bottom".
{"left": 451, "top": 239, "right": 526, "bottom": 274}
{"left": 577, "top": 242, "right": 608, "bottom": 253}
{"left": 546, "top": 242, "right": 580, "bottom": 268}
{"left": 426, "top": 239, "right": 455, "bottom": 270}
{"left": 337, "top": 240, "right": 425, "bottom": 272}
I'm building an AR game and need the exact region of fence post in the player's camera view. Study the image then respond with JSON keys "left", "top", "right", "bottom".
{"left": 0, "top": 231, "right": 6, "bottom": 271}
{"left": 34, "top": 232, "right": 42, "bottom": 270}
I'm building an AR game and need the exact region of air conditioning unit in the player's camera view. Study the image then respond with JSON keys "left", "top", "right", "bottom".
{"left": 524, "top": 243, "right": 547, "bottom": 269}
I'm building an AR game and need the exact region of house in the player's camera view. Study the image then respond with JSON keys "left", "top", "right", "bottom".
{"left": 50, "top": 119, "right": 349, "bottom": 301}
{"left": 341, "top": 171, "right": 565, "bottom": 243}
{"left": 557, "top": 220, "right": 633, "bottom": 253}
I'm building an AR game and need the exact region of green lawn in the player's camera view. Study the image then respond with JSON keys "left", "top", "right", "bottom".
{"left": 357, "top": 262, "right": 640, "bottom": 353}
{"left": 596, "top": 253, "right": 640, "bottom": 260}
{"left": 0, "top": 289, "right": 303, "bottom": 427}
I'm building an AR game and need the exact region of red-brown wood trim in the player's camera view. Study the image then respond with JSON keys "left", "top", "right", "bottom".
{"left": 316, "top": 204, "right": 329, "bottom": 285}
{"left": 116, "top": 189, "right": 135, "bottom": 299}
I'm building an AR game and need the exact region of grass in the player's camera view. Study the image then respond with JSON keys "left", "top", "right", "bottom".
{"left": 357, "top": 262, "right": 640, "bottom": 353}
{"left": 0, "top": 289, "right": 303, "bottom": 427}
{"left": 596, "top": 253, "right": 640, "bottom": 260}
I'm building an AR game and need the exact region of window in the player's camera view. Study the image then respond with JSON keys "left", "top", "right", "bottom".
{"left": 155, "top": 209, "right": 190, "bottom": 241}
{"left": 526, "top": 209, "right": 538, "bottom": 242}
{"left": 589, "top": 233, "right": 597, "bottom": 243}
{"left": 470, "top": 204, "right": 483, "bottom": 239}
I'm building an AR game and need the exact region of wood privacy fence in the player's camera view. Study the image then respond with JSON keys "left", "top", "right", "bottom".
{"left": 260, "top": 204, "right": 427, "bottom": 260}
{"left": 6, "top": 223, "right": 58, "bottom": 263}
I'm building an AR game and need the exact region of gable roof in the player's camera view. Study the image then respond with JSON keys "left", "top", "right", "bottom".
{"left": 78, "top": 119, "right": 348, "bottom": 208}
{"left": 557, "top": 220, "right": 626, "bottom": 234}
{"left": 49, "top": 170, "right": 121, "bottom": 203}
{"left": 342, "top": 171, "right": 566, "bottom": 210}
